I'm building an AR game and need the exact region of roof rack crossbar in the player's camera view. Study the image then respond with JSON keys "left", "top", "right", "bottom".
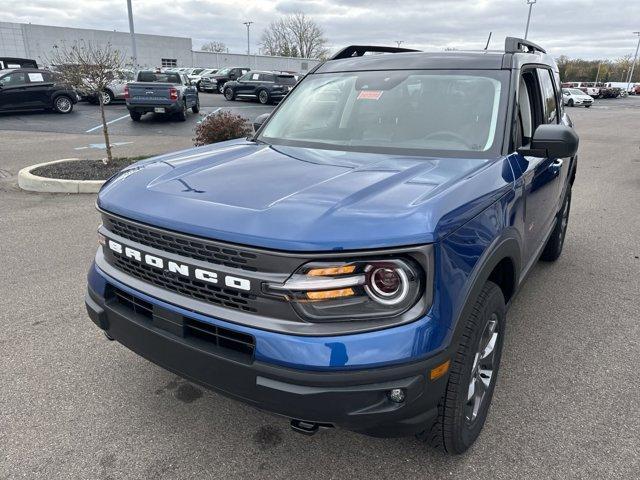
{"left": 330, "top": 45, "right": 421, "bottom": 61}
{"left": 504, "top": 37, "right": 546, "bottom": 54}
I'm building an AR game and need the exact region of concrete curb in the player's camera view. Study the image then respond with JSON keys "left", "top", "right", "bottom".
{"left": 18, "top": 158, "right": 105, "bottom": 194}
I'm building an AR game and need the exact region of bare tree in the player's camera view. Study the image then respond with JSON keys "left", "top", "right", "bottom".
{"left": 261, "top": 13, "right": 328, "bottom": 59}
{"left": 200, "top": 41, "right": 227, "bottom": 53}
{"left": 48, "top": 41, "right": 125, "bottom": 164}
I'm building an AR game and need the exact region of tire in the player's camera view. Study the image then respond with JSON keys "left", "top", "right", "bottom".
{"left": 192, "top": 97, "right": 200, "bottom": 113}
{"left": 101, "top": 90, "right": 114, "bottom": 105}
{"left": 540, "top": 186, "right": 572, "bottom": 262}
{"left": 224, "top": 87, "right": 235, "bottom": 101}
{"left": 129, "top": 111, "right": 142, "bottom": 121}
{"left": 53, "top": 95, "right": 74, "bottom": 114}
{"left": 258, "top": 89, "right": 271, "bottom": 105}
{"left": 584, "top": 105, "right": 591, "bottom": 108}
{"left": 417, "top": 281, "right": 506, "bottom": 454}
{"left": 196, "top": 81, "right": 202, "bottom": 92}
{"left": 567, "top": 99, "right": 574, "bottom": 107}
{"left": 176, "top": 100, "right": 187, "bottom": 121}
{"left": 218, "top": 82, "right": 225, "bottom": 94}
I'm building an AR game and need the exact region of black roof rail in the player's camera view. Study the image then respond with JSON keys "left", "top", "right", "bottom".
{"left": 505, "top": 37, "right": 546, "bottom": 54}
{"left": 330, "top": 45, "right": 421, "bottom": 60}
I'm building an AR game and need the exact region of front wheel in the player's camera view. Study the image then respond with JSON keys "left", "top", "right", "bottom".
{"left": 192, "top": 97, "right": 200, "bottom": 113}
{"left": 417, "top": 281, "right": 506, "bottom": 454}
{"left": 101, "top": 90, "right": 114, "bottom": 105}
{"left": 217, "top": 83, "right": 225, "bottom": 94}
{"left": 53, "top": 95, "right": 74, "bottom": 114}
{"left": 540, "top": 186, "right": 572, "bottom": 262}
{"left": 224, "top": 88, "right": 235, "bottom": 101}
{"left": 567, "top": 99, "right": 574, "bottom": 107}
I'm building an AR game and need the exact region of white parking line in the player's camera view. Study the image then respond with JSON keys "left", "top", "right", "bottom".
{"left": 85, "top": 114, "right": 130, "bottom": 133}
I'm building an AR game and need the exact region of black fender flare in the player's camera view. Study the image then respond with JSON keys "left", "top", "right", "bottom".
{"left": 444, "top": 233, "right": 522, "bottom": 352}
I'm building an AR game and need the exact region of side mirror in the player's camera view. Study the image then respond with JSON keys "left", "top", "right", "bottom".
{"left": 253, "top": 113, "right": 270, "bottom": 132}
{"left": 519, "top": 124, "right": 579, "bottom": 158}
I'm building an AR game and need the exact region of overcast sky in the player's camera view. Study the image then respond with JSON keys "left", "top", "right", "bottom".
{"left": 3, "top": 0, "right": 638, "bottom": 60}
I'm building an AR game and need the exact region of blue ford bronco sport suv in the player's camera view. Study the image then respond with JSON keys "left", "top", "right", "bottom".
{"left": 86, "top": 38, "right": 578, "bottom": 454}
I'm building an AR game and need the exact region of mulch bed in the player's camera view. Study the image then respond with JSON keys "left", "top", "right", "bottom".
{"left": 31, "top": 158, "right": 145, "bottom": 181}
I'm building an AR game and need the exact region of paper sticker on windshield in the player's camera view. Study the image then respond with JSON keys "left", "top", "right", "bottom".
{"left": 357, "top": 90, "right": 383, "bottom": 100}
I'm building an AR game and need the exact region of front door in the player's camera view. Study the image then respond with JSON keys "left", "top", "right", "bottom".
{"left": 513, "top": 68, "right": 565, "bottom": 266}
{"left": 0, "top": 71, "right": 29, "bottom": 110}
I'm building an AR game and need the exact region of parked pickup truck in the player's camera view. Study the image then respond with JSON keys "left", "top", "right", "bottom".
{"left": 125, "top": 70, "right": 199, "bottom": 121}
{"left": 87, "top": 38, "right": 578, "bottom": 454}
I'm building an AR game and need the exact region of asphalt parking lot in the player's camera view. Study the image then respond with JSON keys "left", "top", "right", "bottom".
{"left": 1, "top": 97, "right": 639, "bottom": 479}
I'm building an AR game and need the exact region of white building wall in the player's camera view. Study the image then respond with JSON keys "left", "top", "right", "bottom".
{"left": 1, "top": 22, "right": 320, "bottom": 74}
{"left": 192, "top": 50, "right": 319, "bottom": 73}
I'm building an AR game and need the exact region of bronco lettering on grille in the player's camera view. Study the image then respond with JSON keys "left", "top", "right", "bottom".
{"left": 106, "top": 239, "right": 251, "bottom": 291}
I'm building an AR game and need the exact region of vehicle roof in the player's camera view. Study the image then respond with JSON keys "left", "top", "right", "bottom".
{"left": 316, "top": 50, "right": 558, "bottom": 73}
{"left": 0, "top": 67, "right": 48, "bottom": 74}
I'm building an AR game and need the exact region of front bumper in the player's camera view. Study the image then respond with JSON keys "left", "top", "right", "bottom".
{"left": 85, "top": 267, "right": 449, "bottom": 437}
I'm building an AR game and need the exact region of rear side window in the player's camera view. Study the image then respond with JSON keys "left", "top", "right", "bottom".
{"left": 537, "top": 69, "right": 558, "bottom": 124}
{"left": 259, "top": 74, "right": 274, "bottom": 82}
{"left": 276, "top": 75, "right": 296, "bottom": 85}
{"left": 251, "top": 73, "right": 260, "bottom": 81}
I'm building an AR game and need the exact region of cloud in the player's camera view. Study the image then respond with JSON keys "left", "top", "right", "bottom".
{"left": 2, "top": 0, "right": 637, "bottom": 59}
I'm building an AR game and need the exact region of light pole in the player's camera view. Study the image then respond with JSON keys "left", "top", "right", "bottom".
{"left": 243, "top": 21, "right": 253, "bottom": 67}
{"left": 524, "top": 0, "right": 537, "bottom": 40}
{"left": 626, "top": 32, "right": 640, "bottom": 94}
{"left": 395, "top": 41, "right": 404, "bottom": 48}
{"left": 126, "top": 0, "right": 138, "bottom": 68}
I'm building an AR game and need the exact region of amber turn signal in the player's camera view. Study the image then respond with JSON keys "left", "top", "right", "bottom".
{"left": 307, "top": 265, "right": 356, "bottom": 277}
{"left": 429, "top": 359, "right": 450, "bottom": 381}
{"left": 306, "top": 288, "right": 355, "bottom": 300}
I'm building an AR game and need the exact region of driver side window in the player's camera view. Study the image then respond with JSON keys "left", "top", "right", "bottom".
{"left": 0, "top": 72, "right": 27, "bottom": 87}
{"left": 516, "top": 70, "right": 543, "bottom": 149}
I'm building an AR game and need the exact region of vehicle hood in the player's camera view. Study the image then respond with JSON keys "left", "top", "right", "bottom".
{"left": 98, "top": 141, "right": 513, "bottom": 251}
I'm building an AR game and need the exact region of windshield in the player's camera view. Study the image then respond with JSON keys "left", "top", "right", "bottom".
{"left": 259, "top": 70, "right": 508, "bottom": 156}
{"left": 217, "top": 68, "right": 230, "bottom": 75}
{"left": 569, "top": 89, "right": 584, "bottom": 95}
{"left": 191, "top": 68, "right": 204, "bottom": 75}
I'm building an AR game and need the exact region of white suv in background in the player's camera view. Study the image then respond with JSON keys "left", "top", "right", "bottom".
{"left": 562, "top": 88, "right": 594, "bottom": 108}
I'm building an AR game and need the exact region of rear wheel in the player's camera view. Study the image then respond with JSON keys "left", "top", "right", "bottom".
{"left": 417, "top": 281, "right": 506, "bottom": 454}
{"left": 176, "top": 100, "right": 187, "bottom": 121}
{"left": 258, "top": 89, "right": 271, "bottom": 105}
{"left": 129, "top": 111, "right": 142, "bottom": 121}
{"left": 53, "top": 95, "right": 73, "bottom": 114}
{"left": 567, "top": 99, "right": 574, "bottom": 107}
{"left": 584, "top": 104, "right": 591, "bottom": 108}
{"left": 192, "top": 97, "right": 200, "bottom": 113}
{"left": 540, "top": 186, "right": 572, "bottom": 262}
{"left": 218, "top": 82, "right": 225, "bottom": 94}
{"left": 224, "top": 87, "right": 235, "bottom": 101}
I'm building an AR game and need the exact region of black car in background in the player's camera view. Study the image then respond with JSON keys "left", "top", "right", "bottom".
{"left": 0, "top": 68, "right": 78, "bottom": 114}
{"left": 223, "top": 71, "right": 297, "bottom": 104}
{"left": 210, "top": 67, "right": 250, "bottom": 93}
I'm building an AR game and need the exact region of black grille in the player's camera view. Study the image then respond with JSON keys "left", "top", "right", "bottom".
{"left": 111, "top": 254, "right": 258, "bottom": 313}
{"left": 103, "top": 215, "right": 259, "bottom": 272}
{"left": 111, "top": 287, "right": 255, "bottom": 359}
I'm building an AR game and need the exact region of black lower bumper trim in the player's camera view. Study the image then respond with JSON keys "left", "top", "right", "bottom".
{"left": 86, "top": 286, "right": 448, "bottom": 437}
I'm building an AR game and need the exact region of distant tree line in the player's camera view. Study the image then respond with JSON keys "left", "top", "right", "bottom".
{"left": 557, "top": 55, "right": 639, "bottom": 83}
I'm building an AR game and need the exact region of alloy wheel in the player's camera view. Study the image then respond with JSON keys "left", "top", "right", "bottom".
{"left": 465, "top": 313, "right": 499, "bottom": 425}
{"left": 56, "top": 97, "right": 72, "bottom": 113}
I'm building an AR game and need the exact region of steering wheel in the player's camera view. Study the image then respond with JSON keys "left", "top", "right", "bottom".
{"left": 423, "top": 131, "right": 473, "bottom": 149}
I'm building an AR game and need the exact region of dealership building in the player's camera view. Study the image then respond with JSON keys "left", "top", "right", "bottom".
{"left": 0, "top": 21, "right": 319, "bottom": 73}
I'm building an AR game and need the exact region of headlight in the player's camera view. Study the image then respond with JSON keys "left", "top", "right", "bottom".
{"left": 265, "top": 258, "right": 424, "bottom": 321}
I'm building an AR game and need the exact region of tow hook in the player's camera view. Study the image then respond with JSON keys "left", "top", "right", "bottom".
{"left": 290, "top": 419, "right": 333, "bottom": 436}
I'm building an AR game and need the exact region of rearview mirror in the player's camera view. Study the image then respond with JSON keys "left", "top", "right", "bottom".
{"left": 253, "top": 113, "right": 270, "bottom": 132}
{"left": 518, "top": 124, "right": 579, "bottom": 159}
